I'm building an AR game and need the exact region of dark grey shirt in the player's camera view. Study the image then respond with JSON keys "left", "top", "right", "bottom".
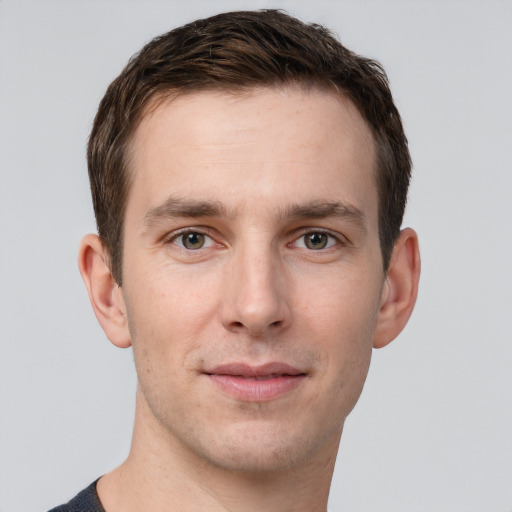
{"left": 48, "top": 480, "right": 105, "bottom": 512}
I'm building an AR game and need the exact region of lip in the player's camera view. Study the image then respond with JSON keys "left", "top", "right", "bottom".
{"left": 204, "top": 362, "right": 307, "bottom": 402}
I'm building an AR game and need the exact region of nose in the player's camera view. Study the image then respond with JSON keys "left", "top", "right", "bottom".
{"left": 220, "top": 242, "right": 291, "bottom": 337}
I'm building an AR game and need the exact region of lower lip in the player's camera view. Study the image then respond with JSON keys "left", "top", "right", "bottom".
{"left": 207, "top": 374, "right": 306, "bottom": 402}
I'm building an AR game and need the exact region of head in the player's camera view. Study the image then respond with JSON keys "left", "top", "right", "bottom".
{"left": 79, "top": 10, "right": 420, "bottom": 476}
{"left": 87, "top": 9, "right": 411, "bottom": 285}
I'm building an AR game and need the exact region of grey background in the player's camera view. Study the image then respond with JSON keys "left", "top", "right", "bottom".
{"left": 1, "top": 1, "right": 511, "bottom": 511}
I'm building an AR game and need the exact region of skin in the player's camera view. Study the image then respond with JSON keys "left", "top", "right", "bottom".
{"left": 79, "top": 86, "right": 420, "bottom": 512}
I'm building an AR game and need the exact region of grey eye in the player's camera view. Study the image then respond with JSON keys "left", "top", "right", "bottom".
{"left": 304, "top": 232, "right": 329, "bottom": 250}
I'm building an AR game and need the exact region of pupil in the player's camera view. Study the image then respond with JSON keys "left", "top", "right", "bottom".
{"left": 183, "top": 232, "right": 204, "bottom": 249}
{"left": 306, "top": 233, "right": 327, "bottom": 250}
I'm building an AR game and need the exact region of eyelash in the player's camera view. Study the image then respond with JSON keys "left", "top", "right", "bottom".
{"left": 290, "top": 230, "right": 341, "bottom": 251}
{"left": 164, "top": 228, "right": 216, "bottom": 250}
{"left": 164, "top": 228, "right": 344, "bottom": 252}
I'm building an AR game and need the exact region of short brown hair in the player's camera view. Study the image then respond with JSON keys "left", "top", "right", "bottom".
{"left": 88, "top": 9, "right": 411, "bottom": 284}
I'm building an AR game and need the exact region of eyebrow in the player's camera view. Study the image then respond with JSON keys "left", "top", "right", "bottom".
{"left": 284, "top": 200, "right": 368, "bottom": 231}
{"left": 142, "top": 196, "right": 367, "bottom": 231}
{"left": 143, "top": 197, "right": 230, "bottom": 227}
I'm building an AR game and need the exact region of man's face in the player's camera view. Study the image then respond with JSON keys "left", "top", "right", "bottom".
{"left": 120, "top": 86, "right": 385, "bottom": 472}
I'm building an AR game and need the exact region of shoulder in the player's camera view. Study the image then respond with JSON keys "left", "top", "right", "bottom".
{"left": 47, "top": 480, "right": 105, "bottom": 512}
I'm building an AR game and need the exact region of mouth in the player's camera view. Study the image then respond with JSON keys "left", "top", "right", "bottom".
{"left": 204, "top": 362, "right": 307, "bottom": 402}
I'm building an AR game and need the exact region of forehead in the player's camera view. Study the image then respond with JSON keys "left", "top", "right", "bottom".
{"left": 126, "top": 86, "right": 378, "bottom": 225}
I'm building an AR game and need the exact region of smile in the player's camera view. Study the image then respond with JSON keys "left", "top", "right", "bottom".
{"left": 205, "top": 363, "right": 307, "bottom": 402}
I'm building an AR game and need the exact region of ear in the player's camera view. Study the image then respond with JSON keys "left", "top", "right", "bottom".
{"left": 78, "top": 234, "right": 131, "bottom": 348}
{"left": 373, "top": 228, "right": 420, "bottom": 349}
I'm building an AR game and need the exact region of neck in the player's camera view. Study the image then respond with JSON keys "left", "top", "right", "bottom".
{"left": 97, "top": 391, "right": 341, "bottom": 512}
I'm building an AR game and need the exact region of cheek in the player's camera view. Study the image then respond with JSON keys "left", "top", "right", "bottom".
{"left": 125, "top": 256, "right": 220, "bottom": 328}
{"left": 295, "top": 269, "right": 382, "bottom": 399}
{"left": 122, "top": 266, "right": 219, "bottom": 378}
{"left": 296, "top": 269, "right": 382, "bottom": 342}
{"left": 317, "top": 284, "right": 379, "bottom": 404}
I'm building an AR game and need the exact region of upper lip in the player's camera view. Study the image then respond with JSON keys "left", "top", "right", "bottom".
{"left": 205, "top": 362, "right": 305, "bottom": 378}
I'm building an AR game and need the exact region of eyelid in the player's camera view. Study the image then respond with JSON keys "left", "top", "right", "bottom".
{"left": 163, "top": 227, "right": 217, "bottom": 247}
{"left": 290, "top": 228, "right": 347, "bottom": 248}
{"left": 161, "top": 226, "right": 348, "bottom": 250}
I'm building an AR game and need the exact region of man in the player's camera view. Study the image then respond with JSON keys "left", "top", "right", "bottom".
{"left": 51, "top": 9, "right": 420, "bottom": 512}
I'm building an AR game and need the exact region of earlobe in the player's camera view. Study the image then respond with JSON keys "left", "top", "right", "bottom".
{"left": 78, "top": 234, "right": 132, "bottom": 348}
{"left": 373, "top": 228, "right": 421, "bottom": 349}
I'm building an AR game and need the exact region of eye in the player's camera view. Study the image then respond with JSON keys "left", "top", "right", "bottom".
{"left": 294, "top": 231, "right": 338, "bottom": 250}
{"left": 172, "top": 231, "right": 214, "bottom": 250}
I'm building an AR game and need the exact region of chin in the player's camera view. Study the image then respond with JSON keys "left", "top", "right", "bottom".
{"left": 192, "top": 420, "right": 341, "bottom": 474}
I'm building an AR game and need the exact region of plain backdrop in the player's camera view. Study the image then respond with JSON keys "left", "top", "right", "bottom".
{"left": 0, "top": 1, "right": 511, "bottom": 511}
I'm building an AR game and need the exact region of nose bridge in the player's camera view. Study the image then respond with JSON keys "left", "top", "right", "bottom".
{"left": 221, "top": 234, "right": 289, "bottom": 335}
